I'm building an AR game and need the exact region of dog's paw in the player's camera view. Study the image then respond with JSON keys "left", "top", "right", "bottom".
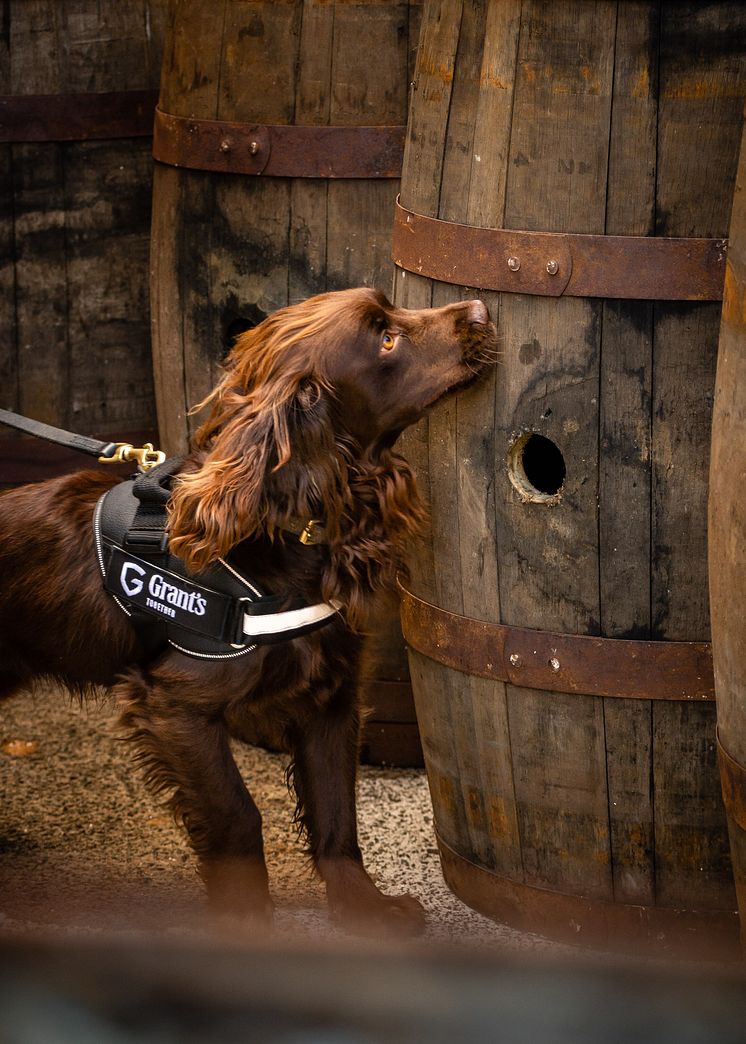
{"left": 332, "top": 892, "right": 427, "bottom": 938}
{"left": 209, "top": 896, "right": 276, "bottom": 939}
{"left": 201, "top": 856, "right": 275, "bottom": 929}
{"left": 378, "top": 893, "right": 428, "bottom": 936}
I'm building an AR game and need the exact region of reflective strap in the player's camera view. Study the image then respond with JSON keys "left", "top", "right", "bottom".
{"left": 242, "top": 599, "right": 342, "bottom": 638}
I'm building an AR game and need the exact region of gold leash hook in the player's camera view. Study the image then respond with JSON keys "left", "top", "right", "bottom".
{"left": 98, "top": 442, "right": 167, "bottom": 471}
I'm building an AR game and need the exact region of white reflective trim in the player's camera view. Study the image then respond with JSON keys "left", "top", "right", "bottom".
{"left": 241, "top": 599, "right": 342, "bottom": 637}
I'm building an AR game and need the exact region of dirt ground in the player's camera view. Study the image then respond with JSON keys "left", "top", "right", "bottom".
{"left": 4, "top": 685, "right": 746, "bottom": 1043}
{"left": 0, "top": 681, "right": 554, "bottom": 951}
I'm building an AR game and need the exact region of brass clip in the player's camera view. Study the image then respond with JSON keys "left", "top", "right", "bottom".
{"left": 299, "top": 519, "right": 321, "bottom": 545}
{"left": 98, "top": 442, "right": 166, "bottom": 471}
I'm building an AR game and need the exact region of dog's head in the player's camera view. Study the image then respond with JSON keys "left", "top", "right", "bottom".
{"left": 309, "top": 288, "right": 497, "bottom": 449}
{"left": 168, "top": 288, "right": 497, "bottom": 572}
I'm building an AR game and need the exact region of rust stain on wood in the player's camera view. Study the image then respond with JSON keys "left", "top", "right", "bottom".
{"left": 662, "top": 78, "right": 746, "bottom": 101}
{"left": 721, "top": 261, "right": 746, "bottom": 325}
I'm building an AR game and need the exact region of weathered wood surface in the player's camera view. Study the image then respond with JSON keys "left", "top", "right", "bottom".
{"left": 710, "top": 121, "right": 746, "bottom": 940}
{"left": 151, "top": 0, "right": 423, "bottom": 765}
{"left": 395, "top": 0, "right": 745, "bottom": 948}
{"left": 151, "top": 0, "right": 422, "bottom": 455}
{"left": 0, "top": 1, "right": 166, "bottom": 469}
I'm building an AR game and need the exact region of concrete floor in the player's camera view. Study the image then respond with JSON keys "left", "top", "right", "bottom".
{"left": 0, "top": 681, "right": 559, "bottom": 954}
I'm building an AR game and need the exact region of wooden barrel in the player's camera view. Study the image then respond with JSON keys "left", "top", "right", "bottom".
{"left": 0, "top": 1, "right": 166, "bottom": 486}
{"left": 711, "top": 123, "right": 746, "bottom": 946}
{"left": 150, "top": 0, "right": 423, "bottom": 766}
{"left": 394, "top": 0, "right": 745, "bottom": 955}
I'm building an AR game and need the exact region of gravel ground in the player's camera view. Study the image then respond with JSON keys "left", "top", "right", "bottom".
{"left": 0, "top": 682, "right": 560, "bottom": 954}
{"left": 5, "top": 685, "right": 746, "bottom": 1044}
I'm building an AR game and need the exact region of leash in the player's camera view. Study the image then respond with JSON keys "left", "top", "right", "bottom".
{"left": 0, "top": 408, "right": 326, "bottom": 539}
{"left": 0, "top": 407, "right": 165, "bottom": 471}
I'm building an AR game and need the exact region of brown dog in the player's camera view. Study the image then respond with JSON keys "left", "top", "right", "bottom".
{"left": 0, "top": 288, "right": 497, "bottom": 934}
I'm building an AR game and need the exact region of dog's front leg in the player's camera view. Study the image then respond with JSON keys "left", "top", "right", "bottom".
{"left": 289, "top": 684, "right": 426, "bottom": 936}
{"left": 116, "top": 668, "right": 274, "bottom": 925}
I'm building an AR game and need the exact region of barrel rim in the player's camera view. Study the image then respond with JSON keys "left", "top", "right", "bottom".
{"left": 435, "top": 833, "right": 740, "bottom": 959}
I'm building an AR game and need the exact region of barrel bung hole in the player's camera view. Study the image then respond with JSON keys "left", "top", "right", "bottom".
{"left": 507, "top": 432, "right": 565, "bottom": 503}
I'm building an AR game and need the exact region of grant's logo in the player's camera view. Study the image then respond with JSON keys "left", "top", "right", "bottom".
{"left": 120, "top": 561, "right": 146, "bottom": 597}
{"left": 114, "top": 554, "right": 209, "bottom": 622}
{"left": 148, "top": 573, "right": 207, "bottom": 616}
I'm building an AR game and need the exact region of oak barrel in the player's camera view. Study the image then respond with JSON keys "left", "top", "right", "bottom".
{"left": 711, "top": 123, "right": 746, "bottom": 946}
{"left": 150, "top": 0, "right": 423, "bottom": 765}
{"left": 394, "top": 0, "right": 745, "bottom": 954}
{"left": 0, "top": 1, "right": 166, "bottom": 485}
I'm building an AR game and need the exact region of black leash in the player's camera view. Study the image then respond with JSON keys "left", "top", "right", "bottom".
{"left": 0, "top": 407, "right": 165, "bottom": 470}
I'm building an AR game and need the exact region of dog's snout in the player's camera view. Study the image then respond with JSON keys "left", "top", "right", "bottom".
{"left": 454, "top": 295, "right": 498, "bottom": 367}
{"left": 466, "top": 298, "right": 490, "bottom": 325}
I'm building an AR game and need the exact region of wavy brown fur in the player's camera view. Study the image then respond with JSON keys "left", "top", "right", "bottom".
{"left": 167, "top": 289, "right": 491, "bottom": 630}
{"left": 0, "top": 287, "right": 497, "bottom": 934}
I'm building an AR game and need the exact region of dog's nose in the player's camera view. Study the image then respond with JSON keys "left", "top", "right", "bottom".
{"left": 466, "top": 299, "right": 490, "bottom": 325}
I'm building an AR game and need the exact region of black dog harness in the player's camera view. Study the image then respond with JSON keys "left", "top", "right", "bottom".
{"left": 0, "top": 409, "right": 339, "bottom": 658}
{"left": 93, "top": 459, "right": 340, "bottom": 660}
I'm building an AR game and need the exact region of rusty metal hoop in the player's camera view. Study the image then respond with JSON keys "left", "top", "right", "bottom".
{"left": 392, "top": 199, "right": 727, "bottom": 301}
{"left": 152, "top": 107, "right": 405, "bottom": 179}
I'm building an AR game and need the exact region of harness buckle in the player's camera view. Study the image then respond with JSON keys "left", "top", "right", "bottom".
{"left": 230, "top": 596, "right": 255, "bottom": 647}
{"left": 123, "top": 529, "right": 170, "bottom": 555}
{"left": 299, "top": 519, "right": 322, "bottom": 545}
{"left": 99, "top": 442, "right": 167, "bottom": 471}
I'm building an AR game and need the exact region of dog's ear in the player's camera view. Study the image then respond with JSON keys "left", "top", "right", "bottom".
{"left": 168, "top": 375, "right": 347, "bottom": 571}
{"left": 276, "top": 377, "right": 348, "bottom": 527}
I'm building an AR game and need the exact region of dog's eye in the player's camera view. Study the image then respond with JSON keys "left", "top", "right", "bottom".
{"left": 381, "top": 332, "right": 397, "bottom": 352}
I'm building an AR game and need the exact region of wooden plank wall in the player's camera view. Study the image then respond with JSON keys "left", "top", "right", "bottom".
{"left": 0, "top": 1, "right": 166, "bottom": 484}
